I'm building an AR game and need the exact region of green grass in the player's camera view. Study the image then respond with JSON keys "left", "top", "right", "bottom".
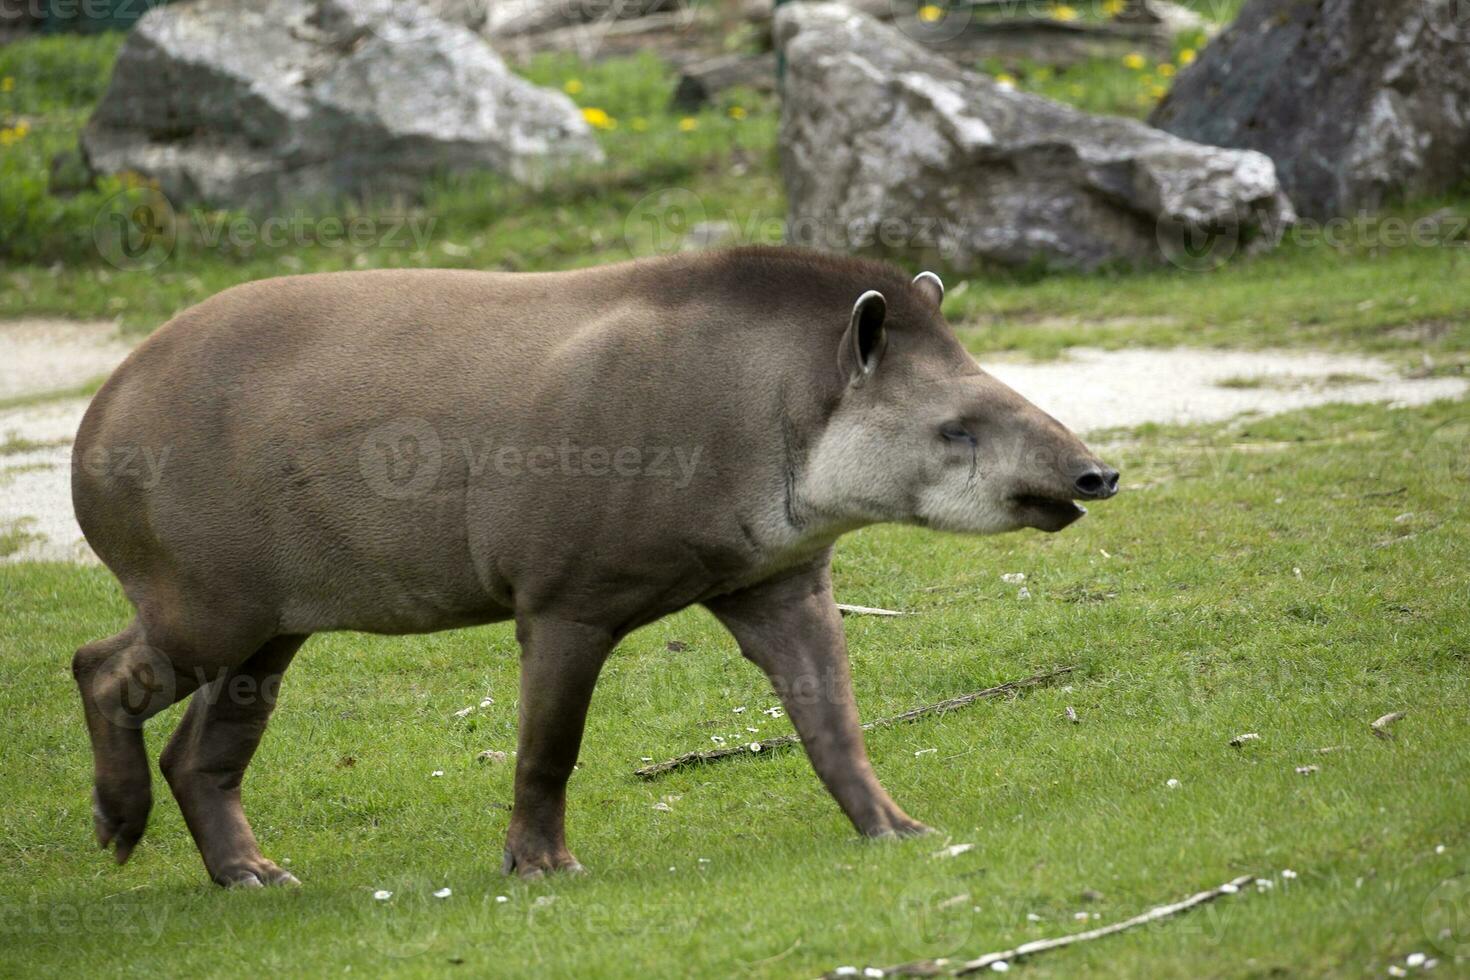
{"left": 3, "top": 19, "right": 1470, "bottom": 977}
{"left": 2, "top": 399, "right": 1468, "bottom": 976}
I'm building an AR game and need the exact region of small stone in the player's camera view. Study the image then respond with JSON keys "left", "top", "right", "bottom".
{"left": 1017, "top": 587, "right": 1032, "bottom": 600}
{"left": 1065, "top": 706, "right": 1079, "bottom": 724}
{"left": 495, "top": 895, "right": 509, "bottom": 903}
{"left": 1026, "top": 913, "right": 1042, "bottom": 922}
{"left": 1166, "top": 778, "right": 1181, "bottom": 789}
{"left": 667, "top": 640, "right": 689, "bottom": 652}
{"left": 1219, "top": 882, "right": 1239, "bottom": 894}
{"left": 1001, "top": 573, "right": 1027, "bottom": 584}
{"left": 1281, "top": 869, "right": 1298, "bottom": 879}
{"left": 477, "top": 750, "right": 508, "bottom": 764}
{"left": 1295, "top": 765, "right": 1319, "bottom": 775}
{"left": 373, "top": 889, "right": 393, "bottom": 901}
{"left": 1080, "top": 888, "right": 1103, "bottom": 902}
{"left": 933, "top": 843, "right": 975, "bottom": 859}
{"left": 431, "top": 770, "right": 445, "bottom": 778}
{"left": 1229, "top": 732, "right": 1261, "bottom": 747}
{"left": 479, "top": 698, "right": 494, "bottom": 708}
{"left": 1407, "top": 953, "right": 1426, "bottom": 967}
{"left": 652, "top": 802, "right": 673, "bottom": 812}
{"left": 990, "top": 963, "right": 1010, "bottom": 973}
{"left": 433, "top": 887, "right": 452, "bottom": 899}
{"left": 453, "top": 706, "right": 474, "bottom": 718}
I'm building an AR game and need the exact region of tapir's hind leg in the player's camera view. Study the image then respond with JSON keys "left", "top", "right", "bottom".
{"left": 72, "top": 622, "right": 204, "bottom": 864}
{"left": 160, "top": 635, "right": 306, "bottom": 888}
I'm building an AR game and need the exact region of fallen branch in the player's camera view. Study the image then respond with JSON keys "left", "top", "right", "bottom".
{"left": 823, "top": 873, "right": 1255, "bottom": 978}
{"left": 953, "top": 874, "right": 1255, "bottom": 975}
{"left": 633, "top": 666, "right": 1074, "bottom": 779}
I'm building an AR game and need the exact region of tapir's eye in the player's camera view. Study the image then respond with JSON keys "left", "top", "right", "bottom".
{"left": 940, "top": 423, "right": 975, "bottom": 445}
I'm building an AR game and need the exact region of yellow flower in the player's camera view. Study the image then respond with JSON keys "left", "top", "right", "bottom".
{"left": 1102, "top": 0, "right": 1125, "bottom": 14}
{"left": 580, "top": 106, "right": 616, "bottom": 130}
{"left": 678, "top": 117, "right": 698, "bottom": 132}
{"left": 1123, "top": 53, "right": 1146, "bottom": 70}
{"left": 0, "top": 129, "right": 12, "bottom": 147}
{"left": 1179, "top": 48, "right": 1197, "bottom": 65}
{"left": 631, "top": 117, "right": 649, "bottom": 132}
{"left": 1050, "top": 4, "right": 1079, "bottom": 22}
{"left": 1158, "top": 63, "right": 1176, "bottom": 77}
{"left": 0, "top": 76, "right": 13, "bottom": 92}
{"left": 1150, "top": 84, "right": 1167, "bottom": 98}
{"left": 728, "top": 105, "right": 746, "bottom": 120}
{"left": 994, "top": 72, "right": 1017, "bottom": 87}
{"left": 13, "top": 120, "right": 28, "bottom": 138}
{"left": 917, "top": 4, "right": 944, "bottom": 22}
{"left": 563, "top": 79, "right": 583, "bottom": 95}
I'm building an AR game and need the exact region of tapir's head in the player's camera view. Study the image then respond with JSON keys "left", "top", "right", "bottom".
{"left": 802, "top": 271, "right": 1118, "bottom": 536}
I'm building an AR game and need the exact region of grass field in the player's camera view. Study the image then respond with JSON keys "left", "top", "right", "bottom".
{"left": 4, "top": 400, "right": 1468, "bottom": 977}
{"left": 3, "top": 10, "right": 1470, "bottom": 978}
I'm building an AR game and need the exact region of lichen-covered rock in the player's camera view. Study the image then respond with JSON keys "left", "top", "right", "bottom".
{"left": 777, "top": 3, "right": 1293, "bottom": 271}
{"left": 1151, "top": 0, "right": 1470, "bottom": 221}
{"left": 80, "top": 0, "right": 602, "bottom": 210}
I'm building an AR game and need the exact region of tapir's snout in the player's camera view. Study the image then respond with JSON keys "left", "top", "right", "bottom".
{"left": 1072, "top": 463, "right": 1120, "bottom": 501}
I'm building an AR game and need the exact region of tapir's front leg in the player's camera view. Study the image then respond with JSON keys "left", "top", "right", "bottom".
{"left": 706, "top": 559, "right": 931, "bottom": 838}
{"left": 504, "top": 617, "right": 613, "bottom": 877}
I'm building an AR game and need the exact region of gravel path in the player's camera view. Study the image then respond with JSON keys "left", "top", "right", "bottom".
{"left": 1, "top": 324, "right": 1465, "bottom": 564}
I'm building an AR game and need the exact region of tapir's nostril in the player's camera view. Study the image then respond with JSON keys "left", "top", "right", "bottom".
{"left": 1074, "top": 465, "right": 1120, "bottom": 500}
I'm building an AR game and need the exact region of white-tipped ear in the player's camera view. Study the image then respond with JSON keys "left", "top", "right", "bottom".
{"left": 839, "top": 290, "right": 887, "bottom": 386}
{"left": 912, "top": 271, "right": 944, "bottom": 309}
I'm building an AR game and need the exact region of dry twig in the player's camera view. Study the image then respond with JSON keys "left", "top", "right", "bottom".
{"left": 821, "top": 874, "right": 1256, "bottom": 978}
{"left": 633, "top": 666, "right": 1075, "bottom": 778}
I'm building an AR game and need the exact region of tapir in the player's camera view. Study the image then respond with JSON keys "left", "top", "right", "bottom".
{"left": 71, "top": 246, "right": 1118, "bottom": 886}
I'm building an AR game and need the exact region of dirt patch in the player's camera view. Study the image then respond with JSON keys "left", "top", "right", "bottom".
{"left": 0, "top": 319, "right": 131, "bottom": 401}
{"left": 986, "top": 348, "right": 1468, "bottom": 435}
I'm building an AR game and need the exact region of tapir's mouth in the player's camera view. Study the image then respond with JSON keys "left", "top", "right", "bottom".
{"left": 1011, "top": 493, "right": 1087, "bottom": 533}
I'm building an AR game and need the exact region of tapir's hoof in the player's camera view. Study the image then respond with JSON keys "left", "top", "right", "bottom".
{"left": 214, "top": 860, "right": 302, "bottom": 889}
{"left": 92, "top": 786, "right": 150, "bottom": 865}
{"left": 502, "top": 845, "right": 587, "bottom": 879}
{"left": 860, "top": 813, "right": 934, "bottom": 839}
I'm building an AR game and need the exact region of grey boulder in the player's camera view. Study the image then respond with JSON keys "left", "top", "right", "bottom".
{"left": 1151, "top": 0, "right": 1470, "bottom": 221}
{"left": 777, "top": 2, "right": 1294, "bottom": 271}
{"left": 81, "top": 0, "right": 602, "bottom": 210}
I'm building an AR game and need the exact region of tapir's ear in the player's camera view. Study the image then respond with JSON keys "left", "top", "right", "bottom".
{"left": 912, "top": 271, "right": 944, "bottom": 309}
{"left": 840, "top": 290, "right": 887, "bottom": 386}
